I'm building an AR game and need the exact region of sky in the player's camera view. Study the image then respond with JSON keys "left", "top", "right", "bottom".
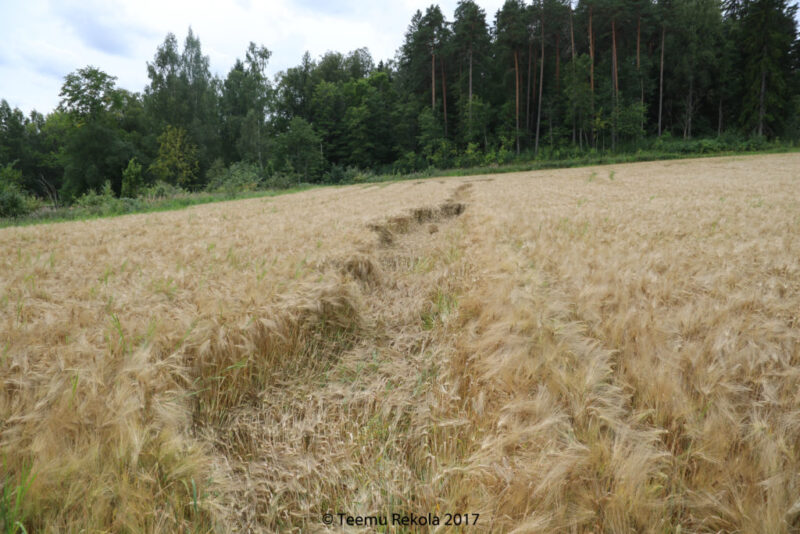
{"left": 0, "top": 0, "right": 507, "bottom": 115}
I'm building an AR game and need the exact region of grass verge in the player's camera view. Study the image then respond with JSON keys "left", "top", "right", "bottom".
{"left": 0, "top": 186, "right": 314, "bottom": 229}
{"left": 2, "top": 145, "right": 798, "bottom": 228}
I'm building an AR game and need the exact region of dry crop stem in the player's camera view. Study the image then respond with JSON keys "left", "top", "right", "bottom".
{"left": 1, "top": 153, "right": 799, "bottom": 532}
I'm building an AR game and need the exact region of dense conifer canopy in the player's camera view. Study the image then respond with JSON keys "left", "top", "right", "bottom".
{"left": 0, "top": 0, "right": 797, "bottom": 202}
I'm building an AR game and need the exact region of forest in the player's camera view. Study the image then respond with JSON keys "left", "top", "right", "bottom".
{"left": 0, "top": 0, "right": 798, "bottom": 217}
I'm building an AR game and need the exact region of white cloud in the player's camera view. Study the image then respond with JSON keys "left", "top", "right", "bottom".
{"left": 0, "top": 0, "right": 506, "bottom": 115}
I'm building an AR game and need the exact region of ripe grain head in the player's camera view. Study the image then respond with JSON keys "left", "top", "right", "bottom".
{"left": 2, "top": 153, "right": 799, "bottom": 532}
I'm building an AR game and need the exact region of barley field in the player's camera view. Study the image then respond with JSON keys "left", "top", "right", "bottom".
{"left": 1, "top": 153, "right": 799, "bottom": 532}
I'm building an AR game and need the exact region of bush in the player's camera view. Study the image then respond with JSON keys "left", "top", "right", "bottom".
{"left": 206, "top": 162, "right": 262, "bottom": 196}
{"left": 205, "top": 158, "right": 227, "bottom": 188}
{"left": 428, "top": 139, "right": 457, "bottom": 169}
{"left": 121, "top": 158, "right": 144, "bottom": 198}
{"left": 323, "top": 164, "right": 365, "bottom": 184}
{"left": 742, "top": 135, "right": 767, "bottom": 151}
{"left": 323, "top": 164, "right": 345, "bottom": 184}
{"left": 698, "top": 138, "right": 723, "bottom": 153}
{"left": 0, "top": 163, "right": 38, "bottom": 218}
{"left": 482, "top": 148, "right": 499, "bottom": 167}
{"left": 75, "top": 181, "right": 114, "bottom": 209}
{"left": 648, "top": 132, "right": 783, "bottom": 155}
{"left": 73, "top": 181, "right": 125, "bottom": 216}
{"left": 457, "top": 143, "right": 483, "bottom": 168}
{"left": 497, "top": 145, "right": 513, "bottom": 165}
{"left": 348, "top": 168, "right": 376, "bottom": 184}
{"left": 392, "top": 152, "right": 421, "bottom": 174}
{"left": 142, "top": 181, "right": 186, "bottom": 200}
{"left": 263, "top": 172, "right": 295, "bottom": 190}
{"left": 0, "top": 183, "right": 33, "bottom": 218}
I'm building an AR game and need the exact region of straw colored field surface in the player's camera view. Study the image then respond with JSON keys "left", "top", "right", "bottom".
{"left": 1, "top": 153, "right": 799, "bottom": 532}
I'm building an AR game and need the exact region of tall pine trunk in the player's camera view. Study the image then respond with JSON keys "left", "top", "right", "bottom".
{"left": 556, "top": 34, "right": 560, "bottom": 91}
{"left": 658, "top": 25, "right": 665, "bottom": 136}
{"left": 589, "top": 6, "right": 595, "bottom": 147}
{"left": 612, "top": 18, "right": 618, "bottom": 150}
{"left": 758, "top": 53, "right": 766, "bottom": 137}
{"left": 431, "top": 53, "right": 436, "bottom": 110}
{"left": 442, "top": 58, "right": 448, "bottom": 137}
{"left": 527, "top": 39, "right": 533, "bottom": 132}
{"left": 570, "top": 6, "right": 576, "bottom": 144}
{"left": 638, "top": 15, "right": 644, "bottom": 133}
{"left": 535, "top": 20, "right": 544, "bottom": 155}
{"left": 257, "top": 120, "right": 263, "bottom": 170}
{"left": 684, "top": 77, "right": 693, "bottom": 139}
{"left": 570, "top": 6, "right": 576, "bottom": 57}
{"left": 637, "top": 16, "right": 641, "bottom": 72}
{"left": 532, "top": 46, "right": 538, "bottom": 142}
{"left": 468, "top": 49, "right": 473, "bottom": 139}
{"left": 514, "top": 49, "right": 520, "bottom": 155}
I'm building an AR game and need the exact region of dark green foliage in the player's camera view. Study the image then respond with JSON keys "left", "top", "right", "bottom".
{"left": 273, "top": 117, "right": 324, "bottom": 183}
{"left": 149, "top": 125, "right": 199, "bottom": 187}
{"left": 0, "top": 163, "right": 36, "bottom": 218}
{"left": 453, "top": 1, "right": 492, "bottom": 144}
{"left": 221, "top": 43, "right": 272, "bottom": 167}
{"left": 0, "top": 4, "right": 796, "bottom": 209}
{"left": 0, "top": 101, "right": 26, "bottom": 167}
{"left": 74, "top": 181, "right": 116, "bottom": 210}
{"left": 54, "top": 68, "right": 147, "bottom": 201}
{"left": 206, "top": 161, "right": 262, "bottom": 195}
{"left": 145, "top": 29, "right": 221, "bottom": 176}
{"left": 142, "top": 180, "right": 186, "bottom": 200}
{"left": 121, "top": 158, "right": 144, "bottom": 198}
{"left": 58, "top": 66, "right": 119, "bottom": 118}
{"left": 59, "top": 121, "right": 129, "bottom": 200}
{"left": 734, "top": 0, "right": 798, "bottom": 135}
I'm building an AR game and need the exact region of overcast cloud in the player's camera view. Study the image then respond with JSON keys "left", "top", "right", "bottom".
{"left": 0, "top": 0, "right": 506, "bottom": 115}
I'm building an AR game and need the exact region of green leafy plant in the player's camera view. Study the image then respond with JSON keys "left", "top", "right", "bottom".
{"left": 0, "top": 164, "right": 37, "bottom": 219}
{"left": 120, "top": 158, "right": 144, "bottom": 198}
{"left": 0, "top": 461, "right": 36, "bottom": 534}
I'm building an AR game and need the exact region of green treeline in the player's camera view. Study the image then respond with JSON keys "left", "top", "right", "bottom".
{"left": 1, "top": 0, "right": 798, "bottom": 217}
